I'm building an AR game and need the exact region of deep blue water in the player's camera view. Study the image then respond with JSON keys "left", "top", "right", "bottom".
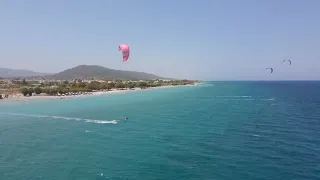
{"left": 0, "top": 82, "right": 319, "bottom": 180}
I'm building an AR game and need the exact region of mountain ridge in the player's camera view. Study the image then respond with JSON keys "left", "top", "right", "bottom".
{"left": 0, "top": 68, "right": 52, "bottom": 78}
{"left": 1, "top": 65, "right": 173, "bottom": 80}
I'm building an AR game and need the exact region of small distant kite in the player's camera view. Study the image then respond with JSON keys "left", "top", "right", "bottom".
{"left": 265, "top": 67, "right": 273, "bottom": 74}
{"left": 118, "top": 44, "right": 130, "bottom": 62}
{"left": 282, "top": 59, "right": 292, "bottom": 65}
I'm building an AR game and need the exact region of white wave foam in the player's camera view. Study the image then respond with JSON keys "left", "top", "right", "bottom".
{"left": 216, "top": 96, "right": 252, "bottom": 98}
{"left": 217, "top": 98, "right": 275, "bottom": 101}
{"left": 217, "top": 99, "right": 254, "bottom": 101}
{"left": 262, "top": 98, "right": 275, "bottom": 101}
{"left": 0, "top": 112, "right": 117, "bottom": 124}
{"left": 215, "top": 96, "right": 275, "bottom": 101}
{"left": 85, "top": 119, "right": 117, "bottom": 124}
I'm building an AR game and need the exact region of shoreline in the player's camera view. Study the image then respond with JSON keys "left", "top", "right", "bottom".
{"left": 0, "top": 83, "right": 200, "bottom": 103}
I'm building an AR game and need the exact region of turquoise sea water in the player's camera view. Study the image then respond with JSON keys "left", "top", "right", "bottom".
{"left": 1, "top": 82, "right": 319, "bottom": 180}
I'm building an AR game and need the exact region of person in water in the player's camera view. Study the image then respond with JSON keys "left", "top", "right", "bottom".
{"left": 125, "top": 117, "right": 128, "bottom": 122}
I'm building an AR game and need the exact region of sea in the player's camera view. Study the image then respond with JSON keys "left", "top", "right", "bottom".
{"left": 0, "top": 81, "right": 319, "bottom": 180}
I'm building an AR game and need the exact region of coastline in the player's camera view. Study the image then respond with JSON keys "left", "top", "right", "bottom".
{"left": 0, "top": 83, "right": 200, "bottom": 103}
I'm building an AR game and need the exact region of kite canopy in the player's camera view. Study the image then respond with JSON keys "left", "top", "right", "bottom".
{"left": 118, "top": 44, "right": 130, "bottom": 62}
{"left": 282, "top": 59, "right": 292, "bottom": 65}
{"left": 265, "top": 67, "right": 273, "bottom": 74}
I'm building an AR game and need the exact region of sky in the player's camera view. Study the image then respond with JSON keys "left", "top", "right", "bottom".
{"left": 1, "top": 0, "right": 320, "bottom": 80}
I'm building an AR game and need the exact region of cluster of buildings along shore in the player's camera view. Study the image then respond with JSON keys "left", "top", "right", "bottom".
{"left": 0, "top": 77, "right": 189, "bottom": 99}
{"left": 0, "top": 77, "right": 172, "bottom": 86}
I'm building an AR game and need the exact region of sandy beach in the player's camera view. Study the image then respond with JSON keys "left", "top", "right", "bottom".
{"left": 0, "top": 83, "right": 200, "bottom": 103}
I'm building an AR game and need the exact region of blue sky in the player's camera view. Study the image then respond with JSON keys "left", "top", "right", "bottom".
{"left": 1, "top": 0, "right": 319, "bottom": 80}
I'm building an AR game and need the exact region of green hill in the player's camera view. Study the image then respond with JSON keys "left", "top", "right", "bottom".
{"left": 46, "top": 65, "right": 167, "bottom": 80}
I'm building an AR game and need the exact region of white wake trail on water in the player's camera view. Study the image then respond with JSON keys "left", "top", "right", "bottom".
{"left": 215, "top": 96, "right": 275, "bottom": 101}
{"left": 0, "top": 112, "right": 118, "bottom": 124}
{"left": 216, "top": 96, "right": 252, "bottom": 98}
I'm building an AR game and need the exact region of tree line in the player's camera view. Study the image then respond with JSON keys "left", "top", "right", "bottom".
{"left": 19, "top": 80, "right": 196, "bottom": 96}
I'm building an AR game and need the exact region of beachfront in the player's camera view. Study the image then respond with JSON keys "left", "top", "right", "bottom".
{"left": 0, "top": 83, "right": 200, "bottom": 103}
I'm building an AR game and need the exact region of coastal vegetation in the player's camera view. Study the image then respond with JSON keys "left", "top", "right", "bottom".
{"left": 17, "top": 79, "right": 197, "bottom": 96}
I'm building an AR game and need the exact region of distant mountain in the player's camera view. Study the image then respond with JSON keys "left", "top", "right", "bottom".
{"left": 45, "top": 65, "right": 168, "bottom": 80}
{"left": 0, "top": 68, "right": 52, "bottom": 78}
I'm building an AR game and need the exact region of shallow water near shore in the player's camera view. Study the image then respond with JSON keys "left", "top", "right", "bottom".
{"left": 1, "top": 81, "right": 319, "bottom": 180}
